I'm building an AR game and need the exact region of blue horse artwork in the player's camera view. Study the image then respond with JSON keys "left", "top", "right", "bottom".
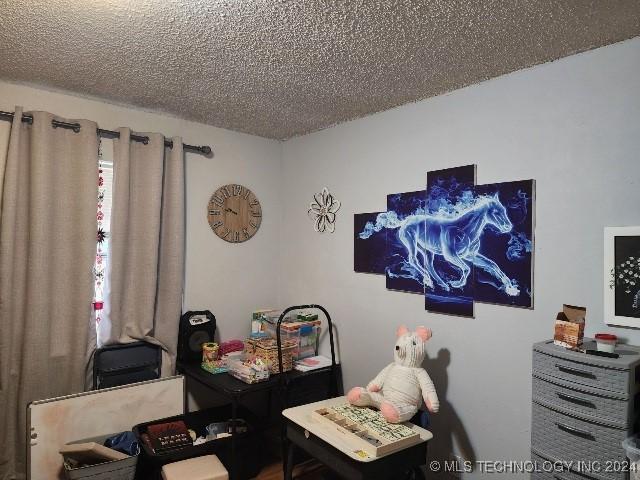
{"left": 424, "top": 165, "right": 477, "bottom": 316}
{"left": 402, "top": 194, "right": 519, "bottom": 294}
{"left": 353, "top": 165, "right": 535, "bottom": 316}
{"left": 474, "top": 180, "right": 534, "bottom": 308}
{"left": 354, "top": 212, "right": 387, "bottom": 274}
{"left": 385, "top": 191, "right": 428, "bottom": 294}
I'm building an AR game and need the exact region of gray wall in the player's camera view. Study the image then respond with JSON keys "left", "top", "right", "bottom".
{"left": 279, "top": 37, "right": 640, "bottom": 476}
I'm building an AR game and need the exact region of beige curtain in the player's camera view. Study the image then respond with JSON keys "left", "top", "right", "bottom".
{"left": 99, "top": 128, "right": 184, "bottom": 376}
{"left": 0, "top": 108, "right": 98, "bottom": 480}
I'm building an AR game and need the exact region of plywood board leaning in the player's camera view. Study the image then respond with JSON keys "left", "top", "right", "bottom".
{"left": 28, "top": 376, "right": 184, "bottom": 480}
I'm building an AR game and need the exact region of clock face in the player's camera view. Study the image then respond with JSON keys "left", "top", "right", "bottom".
{"left": 207, "top": 184, "right": 262, "bottom": 243}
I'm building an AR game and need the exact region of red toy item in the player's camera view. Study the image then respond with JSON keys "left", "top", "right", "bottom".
{"left": 219, "top": 340, "right": 244, "bottom": 357}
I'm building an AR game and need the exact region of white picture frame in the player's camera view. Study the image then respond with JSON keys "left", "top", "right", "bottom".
{"left": 605, "top": 226, "right": 640, "bottom": 328}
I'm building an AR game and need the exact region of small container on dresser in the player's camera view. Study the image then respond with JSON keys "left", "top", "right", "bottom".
{"left": 531, "top": 339, "right": 640, "bottom": 480}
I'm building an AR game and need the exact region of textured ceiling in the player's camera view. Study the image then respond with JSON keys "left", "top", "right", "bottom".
{"left": 0, "top": 1, "right": 639, "bottom": 140}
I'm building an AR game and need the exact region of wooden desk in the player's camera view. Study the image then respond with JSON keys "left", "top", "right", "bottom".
{"left": 282, "top": 397, "right": 432, "bottom": 480}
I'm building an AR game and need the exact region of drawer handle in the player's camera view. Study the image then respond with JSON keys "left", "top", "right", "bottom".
{"left": 555, "top": 421, "right": 594, "bottom": 439}
{"left": 556, "top": 391, "right": 595, "bottom": 407}
{"left": 555, "top": 363, "right": 595, "bottom": 378}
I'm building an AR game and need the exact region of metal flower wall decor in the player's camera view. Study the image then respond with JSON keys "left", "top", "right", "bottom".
{"left": 308, "top": 187, "right": 341, "bottom": 233}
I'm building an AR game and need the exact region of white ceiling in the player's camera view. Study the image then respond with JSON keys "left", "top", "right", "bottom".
{"left": 0, "top": 1, "right": 638, "bottom": 140}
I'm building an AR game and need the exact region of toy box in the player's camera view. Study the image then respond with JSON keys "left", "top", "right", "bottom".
{"left": 250, "top": 309, "right": 296, "bottom": 338}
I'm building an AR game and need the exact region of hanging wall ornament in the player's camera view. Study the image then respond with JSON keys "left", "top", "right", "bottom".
{"left": 93, "top": 138, "right": 107, "bottom": 326}
{"left": 308, "top": 187, "right": 341, "bottom": 233}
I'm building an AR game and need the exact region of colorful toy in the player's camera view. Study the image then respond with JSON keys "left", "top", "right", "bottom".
{"left": 227, "top": 354, "right": 270, "bottom": 384}
{"left": 219, "top": 339, "right": 244, "bottom": 357}
{"left": 202, "top": 342, "right": 219, "bottom": 364}
{"left": 347, "top": 325, "right": 439, "bottom": 423}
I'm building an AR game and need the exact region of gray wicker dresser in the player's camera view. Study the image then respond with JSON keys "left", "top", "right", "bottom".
{"left": 532, "top": 339, "right": 640, "bottom": 480}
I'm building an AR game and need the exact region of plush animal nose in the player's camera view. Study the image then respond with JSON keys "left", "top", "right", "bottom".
{"left": 395, "top": 346, "right": 400, "bottom": 351}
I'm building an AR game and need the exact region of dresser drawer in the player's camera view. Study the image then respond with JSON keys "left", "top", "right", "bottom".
{"left": 533, "top": 373, "right": 630, "bottom": 428}
{"left": 532, "top": 402, "right": 627, "bottom": 480}
{"left": 531, "top": 470, "right": 596, "bottom": 480}
{"left": 533, "top": 350, "right": 629, "bottom": 394}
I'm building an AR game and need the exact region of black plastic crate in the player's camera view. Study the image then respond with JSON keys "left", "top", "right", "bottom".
{"left": 132, "top": 406, "right": 264, "bottom": 480}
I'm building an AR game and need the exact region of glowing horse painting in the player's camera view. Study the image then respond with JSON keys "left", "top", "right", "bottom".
{"left": 353, "top": 167, "right": 534, "bottom": 315}
{"left": 398, "top": 194, "right": 520, "bottom": 296}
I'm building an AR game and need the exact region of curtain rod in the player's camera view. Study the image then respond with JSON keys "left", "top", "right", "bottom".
{"left": 0, "top": 110, "right": 212, "bottom": 156}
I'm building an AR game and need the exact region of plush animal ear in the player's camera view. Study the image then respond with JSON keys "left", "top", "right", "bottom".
{"left": 415, "top": 326, "right": 432, "bottom": 342}
{"left": 396, "top": 325, "right": 409, "bottom": 338}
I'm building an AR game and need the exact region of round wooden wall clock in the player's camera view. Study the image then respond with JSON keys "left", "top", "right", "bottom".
{"left": 207, "top": 184, "right": 262, "bottom": 243}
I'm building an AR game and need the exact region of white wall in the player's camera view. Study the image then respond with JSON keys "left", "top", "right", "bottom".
{"left": 0, "top": 82, "right": 283, "bottom": 343}
{"left": 279, "top": 37, "right": 640, "bottom": 476}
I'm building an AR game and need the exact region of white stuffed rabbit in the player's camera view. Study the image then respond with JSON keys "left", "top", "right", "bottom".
{"left": 347, "top": 325, "right": 439, "bottom": 423}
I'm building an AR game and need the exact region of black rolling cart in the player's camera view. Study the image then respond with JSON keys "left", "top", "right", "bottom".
{"left": 274, "top": 305, "right": 342, "bottom": 462}
{"left": 275, "top": 304, "right": 342, "bottom": 405}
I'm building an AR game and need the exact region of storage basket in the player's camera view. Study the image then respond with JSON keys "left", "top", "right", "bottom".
{"left": 245, "top": 338, "right": 297, "bottom": 373}
{"left": 133, "top": 406, "right": 263, "bottom": 480}
{"left": 63, "top": 434, "right": 137, "bottom": 480}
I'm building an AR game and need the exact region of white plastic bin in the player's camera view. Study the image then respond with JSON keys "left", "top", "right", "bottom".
{"left": 63, "top": 434, "right": 137, "bottom": 480}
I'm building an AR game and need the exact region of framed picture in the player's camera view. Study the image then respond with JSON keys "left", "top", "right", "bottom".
{"left": 605, "top": 226, "right": 640, "bottom": 328}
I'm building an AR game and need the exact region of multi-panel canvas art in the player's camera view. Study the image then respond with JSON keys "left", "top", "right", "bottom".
{"left": 385, "top": 191, "right": 427, "bottom": 294}
{"left": 424, "top": 165, "right": 476, "bottom": 317}
{"left": 473, "top": 180, "right": 534, "bottom": 308}
{"left": 353, "top": 164, "right": 535, "bottom": 317}
{"left": 354, "top": 212, "right": 387, "bottom": 274}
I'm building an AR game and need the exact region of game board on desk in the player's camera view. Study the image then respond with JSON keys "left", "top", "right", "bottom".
{"left": 312, "top": 403, "right": 421, "bottom": 457}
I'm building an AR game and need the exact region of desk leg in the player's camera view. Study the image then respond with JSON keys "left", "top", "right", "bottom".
{"left": 183, "top": 375, "right": 189, "bottom": 415}
{"left": 231, "top": 397, "right": 238, "bottom": 480}
{"left": 281, "top": 422, "right": 288, "bottom": 465}
{"left": 280, "top": 388, "right": 288, "bottom": 463}
{"left": 284, "top": 437, "right": 295, "bottom": 480}
{"left": 410, "top": 467, "right": 426, "bottom": 480}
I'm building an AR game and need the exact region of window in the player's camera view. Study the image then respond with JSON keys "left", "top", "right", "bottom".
{"left": 94, "top": 144, "right": 113, "bottom": 324}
